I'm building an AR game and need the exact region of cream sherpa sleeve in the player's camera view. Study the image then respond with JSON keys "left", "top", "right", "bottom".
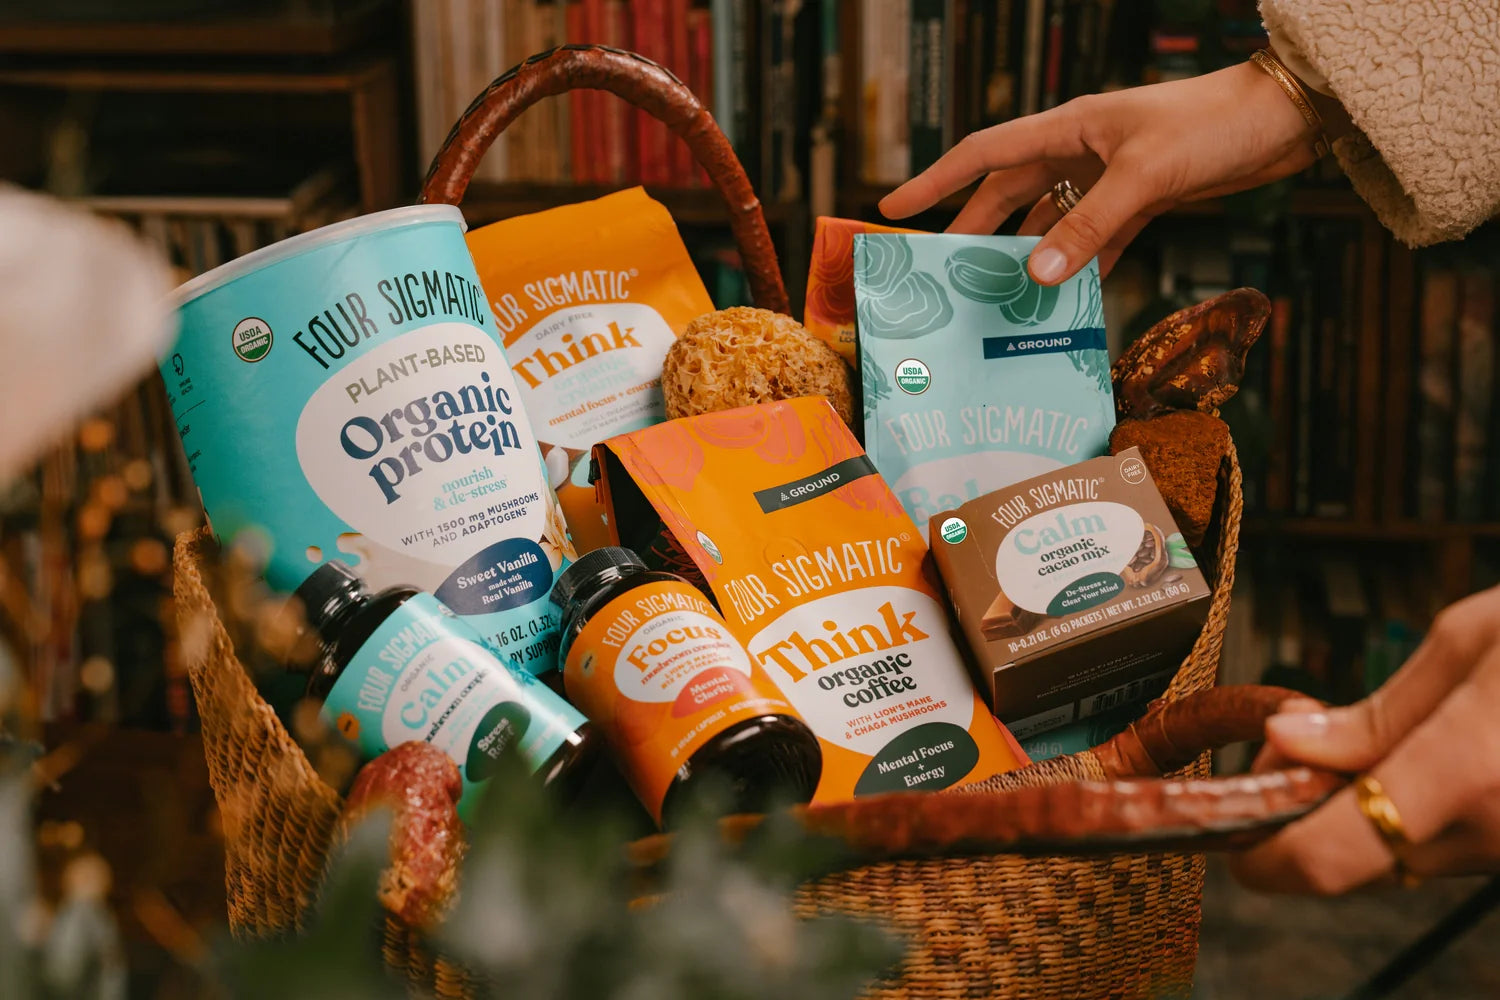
{"left": 1259, "top": 0, "right": 1500, "bottom": 246}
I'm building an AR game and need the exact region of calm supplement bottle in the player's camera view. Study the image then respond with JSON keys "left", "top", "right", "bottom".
{"left": 294, "top": 560, "right": 597, "bottom": 814}
{"left": 552, "top": 547, "right": 821, "bottom": 827}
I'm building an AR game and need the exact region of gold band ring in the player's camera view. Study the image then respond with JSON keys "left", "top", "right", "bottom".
{"left": 1050, "top": 180, "right": 1084, "bottom": 215}
{"left": 1353, "top": 774, "right": 1421, "bottom": 887}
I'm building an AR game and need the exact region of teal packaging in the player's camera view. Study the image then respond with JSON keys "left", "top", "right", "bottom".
{"left": 1018, "top": 713, "right": 1134, "bottom": 763}
{"left": 163, "top": 206, "right": 574, "bottom": 674}
{"left": 320, "top": 591, "right": 589, "bottom": 815}
{"left": 853, "top": 233, "right": 1115, "bottom": 539}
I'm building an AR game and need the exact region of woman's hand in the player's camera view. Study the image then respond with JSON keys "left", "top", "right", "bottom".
{"left": 879, "top": 63, "right": 1319, "bottom": 283}
{"left": 1229, "top": 585, "right": 1500, "bottom": 894}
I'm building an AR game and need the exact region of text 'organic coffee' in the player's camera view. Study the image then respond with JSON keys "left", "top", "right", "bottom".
{"left": 596, "top": 398, "right": 1027, "bottom": 803}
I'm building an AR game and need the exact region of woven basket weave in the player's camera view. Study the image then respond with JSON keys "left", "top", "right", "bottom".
{"left": 172, "top": 45, "right": 1342, "bottom": 1000}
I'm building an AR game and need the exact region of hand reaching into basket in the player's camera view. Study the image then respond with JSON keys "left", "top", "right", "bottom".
{"left": 1230, "top": 585, "right": 1500, "bottom": 894}
{"left": 878, "top": 63, "right": 1319, "bottom": 284}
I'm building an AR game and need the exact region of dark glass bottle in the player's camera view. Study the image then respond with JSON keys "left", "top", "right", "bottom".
{"left": 293, "top": 560, "right": 599, "bottom": 806}
{"left": 552, "top": 547, "right": 822, "bottom": 827}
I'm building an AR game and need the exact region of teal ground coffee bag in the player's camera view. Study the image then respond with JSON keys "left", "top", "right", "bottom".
{"left": 854, "top": 233, "right": 1115, "bottom": 538}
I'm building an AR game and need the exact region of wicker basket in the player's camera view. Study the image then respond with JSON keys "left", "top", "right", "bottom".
{"left": 172, "top": 45, "right": 1342, "bottom": 1000}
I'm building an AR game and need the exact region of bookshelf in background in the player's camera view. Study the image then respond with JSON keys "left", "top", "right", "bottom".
{"left": 408, "top": 0, "right": 822, "bottom": 310}
{"left": 831, "top": 0, "right": 1498, "bottom": 706}
{"left": 0, "top": 4, "right": 403, "bottom": 728}
{"left": 3, "top": 0, "right": 1497, "bottom": 720}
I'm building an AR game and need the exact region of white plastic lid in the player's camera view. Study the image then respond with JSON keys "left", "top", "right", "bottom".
{"left": 170, "top": 204, "right": 468, "bottom": 308}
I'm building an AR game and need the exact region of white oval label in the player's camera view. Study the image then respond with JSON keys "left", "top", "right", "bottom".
{"left": 613, "top": 608, "right": 753, "bottom": 703}
{"left": 994, "top": 500, "right": 1144, "bottom": 614}
{"left": 747, "top": 586, "right": 975, "bottom": 756}
{"left": 295, "top": 322, "right": 550, "bottom": 589}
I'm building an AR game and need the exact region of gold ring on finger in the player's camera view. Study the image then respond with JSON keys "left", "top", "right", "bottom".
{"left": 1050, "top": 179, "right": 1084, "bottom": 215}
{"left": 1354, "top": 774, "right": 1422, "bottom": 888}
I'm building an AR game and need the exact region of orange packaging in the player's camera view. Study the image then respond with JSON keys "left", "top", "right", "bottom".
{"left": 561, "top": 575, "right": 813, "bottom": 823}
{"left": 803, "top": 216, "right": 920, "bottom": 365}
{"left": 595, "top": 397, "right": 1028, "bottom": 803}
{"left": 466, "top": 187, "right": 715, "bottom": 552}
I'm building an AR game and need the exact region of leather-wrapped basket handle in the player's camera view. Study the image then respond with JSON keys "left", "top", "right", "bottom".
{"left": 419, "top": 44, "right": 790, "bottom": 315}
{"left": 630, "top": 685, "right": 1343, "bottom": 872}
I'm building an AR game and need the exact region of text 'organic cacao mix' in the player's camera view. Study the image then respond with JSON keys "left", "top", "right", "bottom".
{"left": 466, "top": 187, "right": 715, "bottom": 552}
{"left": 595, "top": 398, "right": 1027, "bottom": 802}
{"left": 930, "top": 448, "right": 1210, "bottom": 737}
{"left": 854, "top": 233, "right": 1116, "bottom": 538}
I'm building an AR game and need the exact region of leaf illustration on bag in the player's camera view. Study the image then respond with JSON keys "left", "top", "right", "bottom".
{"left": 1067, "top": 349, "right": 1112, "bottom": 394}
{"left": 861, "top": 348, "right": 893, "bottom": 404}
{"left": 856, "top": 270, "right": 954, "bottom": 340}
{"left": 1069, "top": 274, "right": 1105, "bottom": 330}
{"left": 857, "top": 233, "right": 915, "bottom": 293}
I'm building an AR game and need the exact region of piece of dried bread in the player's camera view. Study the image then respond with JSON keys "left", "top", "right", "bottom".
{"left": 1109, "top": 411, "right": 1231, "bottom": 547}
{"left": 662, "top": 306, "right": 855, "bottom": 425}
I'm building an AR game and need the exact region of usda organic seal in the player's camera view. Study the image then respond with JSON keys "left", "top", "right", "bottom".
{"left": 894, "top": 357, "right": 931, "bottom": 394}
{"left": 231, "top": 317, "right": 273, "bottom": 363}
{"left": 938, "top": 516, "right": 967, "bottom": 544}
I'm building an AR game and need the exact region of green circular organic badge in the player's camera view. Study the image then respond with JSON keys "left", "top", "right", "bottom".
{"left": 232, "top": 317, "right": 273, "bottom": 363}
{"left": 938, "top": 516, "right": 968, "bottom": 544}
{"left": 894, "top": 357, "right": 931, "bottom": 394}
{"left": 696, "top": 530, "right": 723, "bottom": 564}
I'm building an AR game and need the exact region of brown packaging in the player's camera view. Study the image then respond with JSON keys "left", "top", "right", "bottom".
{"left": 929, "top": 447, "right": 1210, "bottom": 737}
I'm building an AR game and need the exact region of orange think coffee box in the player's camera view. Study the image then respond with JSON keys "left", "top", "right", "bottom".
{"left": 804, "top": 217, "right": 920, "bottom": 365}
{"left": 594, "top": 397, "right": 1028, "bottom": 802}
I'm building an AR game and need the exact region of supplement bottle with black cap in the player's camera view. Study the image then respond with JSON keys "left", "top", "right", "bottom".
{"left": 293, "top": 559, "right": 598, "bottom": 813}
{"left": 552, "top": 547, "right": 821, "bottom": 827}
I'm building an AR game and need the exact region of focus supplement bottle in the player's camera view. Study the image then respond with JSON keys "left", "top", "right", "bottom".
{"left": 294, "top": 560, "right": 598, "bottom": 815}
{"left": 552, "top": 547, "right": 821, "bottom": 827}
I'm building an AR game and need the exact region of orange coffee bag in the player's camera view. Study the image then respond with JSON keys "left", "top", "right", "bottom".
{"left": 466, "top": 187, "right": 714, "bottom": 552}
{"left": 803, "top": 216, "right": 919, "bottom": 365}
{"left": 595, "top": 397, "right": 1027, "bottom": 803}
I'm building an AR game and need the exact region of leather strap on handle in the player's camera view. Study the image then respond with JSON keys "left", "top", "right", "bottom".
{"left": 1094, "top": 684, "right": 1310, "bottom": 779}
{"left": 629, "top": 685, "right": 1342, "bottom": 872}
{"left": 419, "top": 44, "right": 790, "bottom": 315}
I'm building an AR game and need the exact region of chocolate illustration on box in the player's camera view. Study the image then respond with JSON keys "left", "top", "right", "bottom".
{"left": 930, "top": 447, "right": 1210, "bottom": 736}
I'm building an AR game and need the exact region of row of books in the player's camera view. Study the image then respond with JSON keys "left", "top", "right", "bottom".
{"left": 411, "top": 0, "right": 818, "bottom": 199}
{"left": 1186, "top": 217, "right": 1372, "bottom": 520}
{"left": 1409, "top": 248, "right": 1500, "bottom": 522}
{"left": 80, "top": 165, "right": 356, "bottom": 280}
{"left": 1215, "top": 546, "right": 1444, "bottom": 771}
{"left": 1229, "top": 226, "right": 1500, "bottom": 523}
{"left": 857, "top": 0, "right": 1273, "bottom": 184}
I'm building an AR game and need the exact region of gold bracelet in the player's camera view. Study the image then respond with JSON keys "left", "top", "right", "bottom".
{"left": 1249, "top": 48, "right": 1331, "bottom": 159}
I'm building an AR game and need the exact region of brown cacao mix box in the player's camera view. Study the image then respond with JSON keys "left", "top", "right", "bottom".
{"left": 929, "top": 447, "right": 1210, "bottom": 737}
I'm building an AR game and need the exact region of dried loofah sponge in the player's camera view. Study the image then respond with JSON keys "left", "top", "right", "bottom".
{"left": 662, "top": 306, "right": 856, "bottom": 425}
{"left": 1110, "top": 411, "right": 1231, "bottom": 548}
